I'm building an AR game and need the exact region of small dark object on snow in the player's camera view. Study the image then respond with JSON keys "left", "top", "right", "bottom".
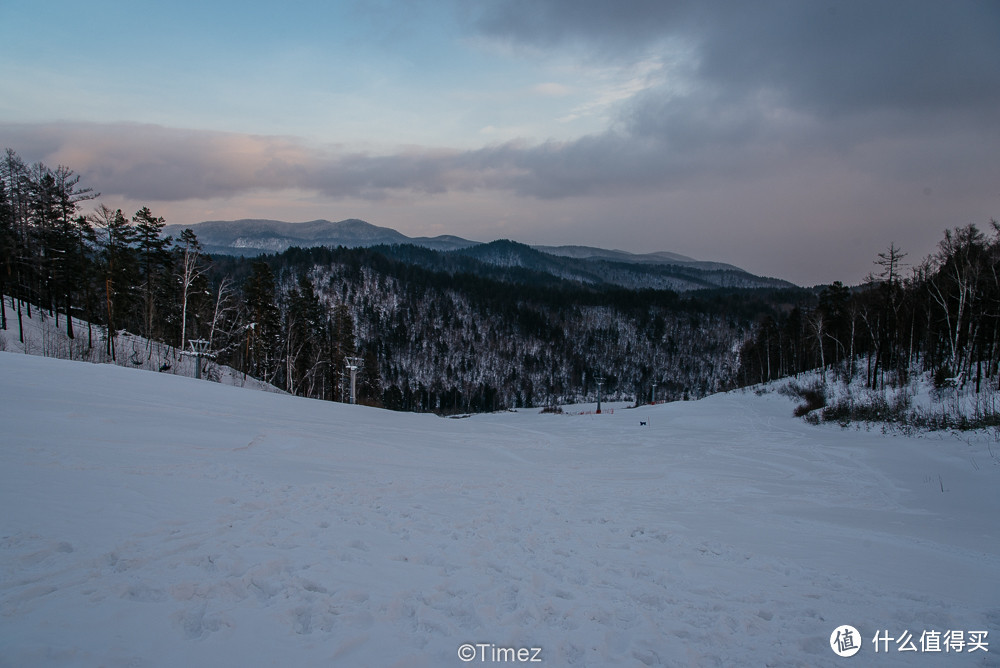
{"left": 159, "top": 362, "right": 171, "bottom": 372}
{"left": 639, "top": 420, "right": 647, "bottom": 426}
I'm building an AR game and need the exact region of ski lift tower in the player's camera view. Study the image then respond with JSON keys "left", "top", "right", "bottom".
{"left": 651, "top": 381, "right": 659, "bottom": 405}
{"left": 595, "top": 374, "right": 605, "bottom": 414}
{"left": 181, "top": 338, "right": 215, "bottom": 380}
{"left": 345, "top": 356, "right": 363, "bottom": 404}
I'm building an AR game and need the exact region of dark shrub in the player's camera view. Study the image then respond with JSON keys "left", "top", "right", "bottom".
{"left": 793, "top": 385, "right": 826, "bottom": 417}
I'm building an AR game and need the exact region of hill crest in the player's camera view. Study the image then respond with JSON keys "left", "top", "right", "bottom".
{"left": 163, "top": 218, "right": 794, "bottom": 290}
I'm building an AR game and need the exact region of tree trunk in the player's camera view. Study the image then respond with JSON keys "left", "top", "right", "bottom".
{"left": 105, "top": 277, "right": 116, "bottom": 361}
{"left": 65, "top": 289, "right": 74, "bottom": 340}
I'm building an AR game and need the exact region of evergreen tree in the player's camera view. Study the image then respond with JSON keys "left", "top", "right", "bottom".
{"left": 132, "top": 207, "right": 172, "bottom": 342}
{"left": 28, "top": 166, "right": 60, "bottom": 315}
{"left": 242, "top": 261, "right": 281, "bottom": 383}
{"left": 46, "top": 165, "right": 97, "bottom": 338}
{"left": 90, "top": 205, "right": 138, "bottom": 360}
{"left": 359, "top": 349, "right": 383, "bottom": 406}
{"left": 284, "top": 274, "right": 327, "bottom": 396}
{"left": 2, "top": 150, "right": 32, "bottom": 336}
{"left": 0, "top": 179, "right": 12, "bottom": 330}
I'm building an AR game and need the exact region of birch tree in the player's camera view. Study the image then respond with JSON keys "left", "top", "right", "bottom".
{"left": 175, "top": 228, "right": 206, "bottom": 352}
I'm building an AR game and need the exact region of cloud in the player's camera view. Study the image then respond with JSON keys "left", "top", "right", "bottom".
{"left": 0, "top": 120, "right": 641, "bottom": 202}
{"left": 472, "top": 0, "right": 696, "bottom": 57}
{"left": 2, "top": 123, "right": 319, "bottom": 201}
{"left": 1, "top": 122, "right": 458, "bottom": 202}
{"left": 7, "top": 3, "right": 996, "bottom": 208}
{"left": 467, "top": 0, "right": 1000, "bottom": 197}
{"left": 4, "top": 116, "right": 996, "bottom": 286}
{"left": 3, "top": 90, "right": 996, "bottom": 211}
{"left": 473, "top": 0, "right": 1000, "bottom": 118}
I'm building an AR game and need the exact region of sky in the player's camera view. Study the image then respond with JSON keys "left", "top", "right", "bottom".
{"left": 2, "top": 0, "right": 999, "bottom": 286}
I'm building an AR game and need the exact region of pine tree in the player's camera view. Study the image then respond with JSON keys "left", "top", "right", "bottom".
{"left": 46, "top": 165, "right": 97, "bottom": 339}
{"left": 1, "top": 150, "right": 32, "bottom": 337}
{"left": 90, "top": 205, "right": 138, "bottom": 360}
{"left": 0, "top": 178, "right": 12, "bottom": 331}
{"left": 242, "top": 261, "right": 281, "bottom": 383}
{"left": 28, "top": 166, "right": 61, "bottom": 317}
{"left": 132, "top": 207, "right": 172, "bottom": 343}
{"left": 285, "top": 274, "right": 327, "bottom": 396}
{"left": 359, "top": 349, "right": 383, "bottom": 406}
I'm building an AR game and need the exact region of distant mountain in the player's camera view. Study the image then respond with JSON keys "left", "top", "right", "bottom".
{"left": 162, "top": 218, "right": 478, "bottom": 255}
{"left": 450, "top": 240, "right": 792, "bottom": 291}
{"left": 165, "top": 218, "right": 794, "bottom": 291}
{"left": 535, "top": 245, "right": 743, "bottom": 273}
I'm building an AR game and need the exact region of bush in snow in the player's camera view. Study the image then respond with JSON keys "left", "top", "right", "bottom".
{"left": 779, "top": 379, "right": 827, "bottom": 417}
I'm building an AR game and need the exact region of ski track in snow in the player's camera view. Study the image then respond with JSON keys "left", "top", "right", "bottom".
{"left": 1, "top": 353, "right": 999, "bottom": 667}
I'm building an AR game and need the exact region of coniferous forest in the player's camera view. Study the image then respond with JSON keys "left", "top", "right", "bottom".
{"left": 3, "top": 148, "right": 998, "bottom": 425}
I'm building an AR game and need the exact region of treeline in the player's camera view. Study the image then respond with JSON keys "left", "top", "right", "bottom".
{"left": 2, "top": 149, "right": 220, "bottom": 363}
{"left": 0, "top": 149, "right": 365, "bottom": 401}
{"left": 738, "top": 224, "right": 1000, "bottom": 394}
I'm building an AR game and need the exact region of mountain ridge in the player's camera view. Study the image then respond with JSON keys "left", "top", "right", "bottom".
{"left": 163, "top": 218, "right": 794, "bottom": 290}
{"left": 163, "top": 218, "right": 478, "bottom": 254}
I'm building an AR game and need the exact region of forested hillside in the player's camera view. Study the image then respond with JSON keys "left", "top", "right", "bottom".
{"left": 1, "top": 148, "right": 806, "bottom": 413}
{"left": 209, "top": 246, "right": 799, "bottom": 411}
{"left": 737, "top": 227, "right": 1000, "bottom": 428}
{"left": 16, "top": 146, "right": 995, "bottom": 426}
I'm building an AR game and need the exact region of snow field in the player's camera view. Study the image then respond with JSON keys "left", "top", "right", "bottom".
{"left": 1, "top": 352, "right": 998, "bottom": 666}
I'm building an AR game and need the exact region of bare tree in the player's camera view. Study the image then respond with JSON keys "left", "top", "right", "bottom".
{"left": 807, "top": 308, "right": 826, "bottom": 377}
{"left": 208, "top": 274, "right": 235, "bottom": 349}
{"left": 176, "top": 229, "right": 206, "bottom": 352}
{"left": 928, "top": 225, "right": 985, "bottom": 378}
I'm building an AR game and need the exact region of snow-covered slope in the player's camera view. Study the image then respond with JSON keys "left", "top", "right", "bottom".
{"left": 1, "top": 353, "right": 996, "bottom": 666}
{"left": 0, "top": 299, "right": 280, "bottom": 394}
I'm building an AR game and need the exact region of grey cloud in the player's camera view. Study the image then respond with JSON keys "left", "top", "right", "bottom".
{"left": 696, "top": 2, "right": 1000, "bottom": 117}
{"left": 2, "top": 94, "right": 996, "bottom": 213}
{"left": 2, "top": 121, "right": 672, "bottom": 202}
{"left": 5, "top": 118, "right": 997, "bottom": 288}
{"left": 1, "top": 123, "right": 457, "bottom": 202}
{"left": 472, "top": 0, "right": 695, "bottom": 55}
{"left": 474, "top": 0, "right": 1000, "bottom": 118}
{"left": 459, "top": 0, "right": 1000, "bottom": 205}
{"left": 0, "top": 122, "right": 524, "bottom": 202}
{"left": 466, "top": 134, "right": 678, "bottom": 198}
{"left": 6, "top": 3, "right": 997, "bottom": 208}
